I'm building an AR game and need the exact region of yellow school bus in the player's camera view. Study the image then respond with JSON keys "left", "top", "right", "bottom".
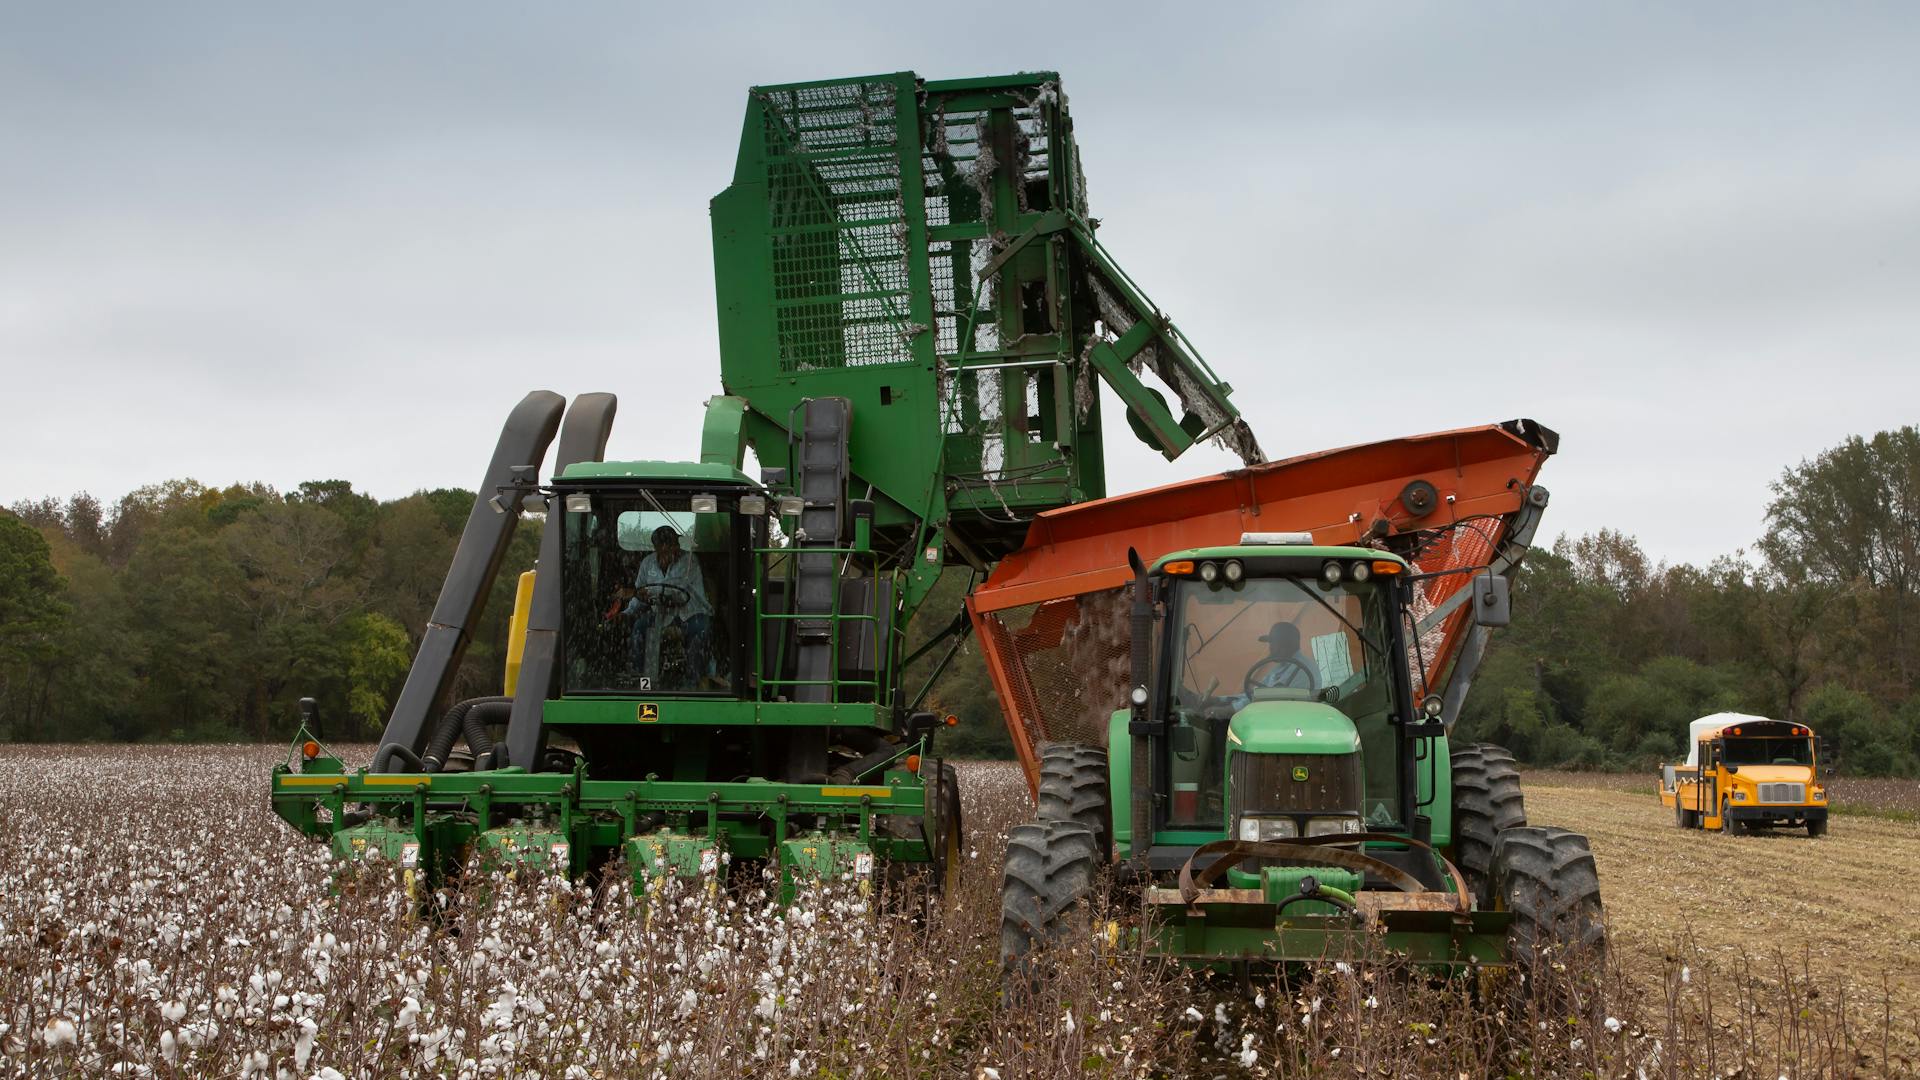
{"left": 1659, "top": 713, "right": 1829, "bottom": 835}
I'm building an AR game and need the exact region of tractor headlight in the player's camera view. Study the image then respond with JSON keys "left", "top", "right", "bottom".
{"left": 1321, "top": 561, "right": 1344, "bottom": 586}
{"left": 1349, "top": 560, "right": 1372, "bottom": 583}
{"left": 1224, "top": 559, "right": 1244, "bottom": 583}
{"left": 1199, "top": 560, "right": 1219, "bottom": 583}
{"left": 1237, "top": 816, "right": 1297, "bottom": 842}
{"left": 1304, "top": 816, "right": 1363, "bottom": 838}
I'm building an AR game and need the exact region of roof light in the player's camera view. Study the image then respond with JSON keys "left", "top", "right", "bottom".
{"left": 1320, "top": 560, "right": 1344, "bottom": 586}
{"left": 1241, "top": 531, "right": 1314, "bottom": 546}
{"left": 1349, "top": 561, "right": 1372, "bottom": 583}
{"left": 1223, "top": 559, "right": 1244, "bottom": 583}
{"left": 564, "top": 493, "right": 593, "bottom": 513}
{"left": 690, "top": 494, "right": 719, "bottom": 514}
{"left": 1371, "top": 560, "right": 1404, "bottom": 576}
{"left": 1199, "top": 560, "right": 1219, "bottom": 583}
{"left": 1163, "top": 560, "right": 1196, "bottom": 576}
{"left": 738, "top": 494, "right": 767, "bottom": 516}
{"left": 777, "top": 496, "right": 804, "bottom": 517}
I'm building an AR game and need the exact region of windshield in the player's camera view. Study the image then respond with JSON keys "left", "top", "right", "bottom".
{"left": 1162, "top": 575, "right": 1404, "bottom": 829}
{"left": 560, "top": 492, "right": 743, "bottom": 694}
{"left": 1722, "top": 737, "right": 1813, "bottom": 766}
{"left": 1168, "top": 577, "right": 1386, "bottom": 706}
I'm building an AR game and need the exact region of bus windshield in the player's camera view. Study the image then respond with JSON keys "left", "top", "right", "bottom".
{"left": 1722, "top": 736, "right": 1813, "bottom": 766}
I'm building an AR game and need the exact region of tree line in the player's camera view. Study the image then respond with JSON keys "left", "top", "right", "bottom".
{"left": 0, "top": 480, "right": 533, "bottom": 743}
{"left": 2, "top": 426, "right": 1917, "bottom": 775}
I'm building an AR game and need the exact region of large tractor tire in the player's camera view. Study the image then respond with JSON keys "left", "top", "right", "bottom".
{"left": 927, "top": 762, "right": 964, "bottom": 894}
{"left": 1492, "top": 826, "right": 1607, "bottom": 961}
{"left": 999, "top": 819, "right": 1099, "bottom": 978}
{"left": 1036, "top": 742, "right": 1113, "bottom": 864}
{"left": 1451, "top": 743, "right": 1527, "bottom": 907}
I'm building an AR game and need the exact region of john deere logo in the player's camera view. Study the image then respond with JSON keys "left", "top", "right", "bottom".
{"left": 1291, "top": 765, "right": 1310, "bottom": 782}
{"left": 637, "top": 703, "right": 659, "bottom": 722}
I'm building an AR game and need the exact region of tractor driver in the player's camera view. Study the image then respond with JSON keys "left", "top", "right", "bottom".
{"left": 1246, "top": 621, "right": 1319, "bottom": 696}
{"left": 625, "top": 525, "right": 713, "bottom": 687}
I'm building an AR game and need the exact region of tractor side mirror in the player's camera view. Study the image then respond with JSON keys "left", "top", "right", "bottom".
{"left": 1470, "top": 575, "right": 1511, "bottom": 628}
{"left": 298, "top": 696, "right": 322, "bottom": 739}
{"left": 1170, "top": 723, "right": 1197, "bottom": 758}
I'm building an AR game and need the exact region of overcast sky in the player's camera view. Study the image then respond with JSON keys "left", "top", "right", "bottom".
{"left": 4, "top": 3, "right": 1916, "bottom": 566}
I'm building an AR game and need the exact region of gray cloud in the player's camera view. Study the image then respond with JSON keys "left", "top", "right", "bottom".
{"left": 4, "top": 2, "right": 1916, "bottom": 567}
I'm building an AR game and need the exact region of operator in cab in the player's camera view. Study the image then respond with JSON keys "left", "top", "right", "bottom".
{"left": 1246, "top": 621, "right": 1319, "bottom": 695}
{"left": 626, "top": 525, "right": 714, "bottom": 687}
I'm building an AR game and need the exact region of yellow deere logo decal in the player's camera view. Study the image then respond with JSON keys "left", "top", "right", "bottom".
{"left": 637, "top": 703, "right": 659, "bottom": 722}
{"left": 1291, "top": 765, "right": 1310, "bottom": 782}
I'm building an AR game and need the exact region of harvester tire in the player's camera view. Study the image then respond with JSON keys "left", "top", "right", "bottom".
{"left": 1451, "top": 742, "right": 1527, "bottom": 907}
{"left": 1492, "top": 826, "right": 1607, "bottom": 963}
{"left": 999, "top": 819, "right": 1099, "bottom": 979}
{"left": 928, "top": 762, "right": 964, "bottom": 894}
{"left": 1036, "top": 742, "right": 1113, "bottom": 864}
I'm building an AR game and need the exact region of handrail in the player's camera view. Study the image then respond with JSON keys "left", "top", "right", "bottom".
{"left": 751, "top": 544, "right": 900, "bottom": 705}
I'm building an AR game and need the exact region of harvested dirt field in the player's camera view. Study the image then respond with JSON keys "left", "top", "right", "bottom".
{"left": 1526, "top": 779, "right": 1920, "bottom": 1033}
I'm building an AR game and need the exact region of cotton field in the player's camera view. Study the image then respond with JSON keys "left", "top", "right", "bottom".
{"left": 0, "top": 746, "right": 1908, "bottom": 1078}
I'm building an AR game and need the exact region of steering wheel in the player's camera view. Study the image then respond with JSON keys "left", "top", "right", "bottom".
{"left": 1244, "top": 657, "right": 1317, "bottom": 698}
{"left": 634, "top": 583, "right": 693, "bottom": 611}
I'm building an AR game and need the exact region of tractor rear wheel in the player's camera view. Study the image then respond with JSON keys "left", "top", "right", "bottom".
{"left": 999, "top": 819, "right": 1099, "bottom": 978}
{"left": 1451, "top": 743, "right": 1527, "bottom": 907}
{"left": 1036, "top": 742, "right": 1113, "bottom": 864}
{"left": 1493, "top": 826, "right": 1607, "bottom": 962}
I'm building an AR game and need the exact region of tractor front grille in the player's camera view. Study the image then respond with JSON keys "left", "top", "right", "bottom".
{"left": 1229, "top": 752, "right": 1362, "bottom": 819}
{"left": 1756, "top": 782, "right": 1806, "bottom": 804}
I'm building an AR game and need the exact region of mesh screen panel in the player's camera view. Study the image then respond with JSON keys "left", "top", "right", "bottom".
{"left": 760, "top": 81, "right": 915, "bottom": 371}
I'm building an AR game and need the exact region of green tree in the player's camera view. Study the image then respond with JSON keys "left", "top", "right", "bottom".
{"left": 0, "top": 515, "right": 71, "bottom": 738}
{"left": 1804, "top": 685, "right": 1919, "bottom": 777}
{"left": 1763, "top": 426, "right": 1920, "bottom": 689}
{"left": 121, "top": 526, "right": 248, "bottom": 738}
{"left": 224, "top": 500, "right": 362, "bottom": 738}
{"left": 344, "top": 612, "right": 412, "bottom": 739}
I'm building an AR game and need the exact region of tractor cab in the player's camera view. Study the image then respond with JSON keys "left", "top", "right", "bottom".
{"left": 532, "top": 456, "right": 899, "bottom": 786}
{"left": 1126, "top": 537, "right": 1446, "bottom": 867}
{"left": 551, "top": 462, "right": 766, "bottom": 698}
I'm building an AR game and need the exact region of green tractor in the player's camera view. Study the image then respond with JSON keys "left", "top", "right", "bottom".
{"left": 1001, "top": 536, "right": 1606, "bottom": 971}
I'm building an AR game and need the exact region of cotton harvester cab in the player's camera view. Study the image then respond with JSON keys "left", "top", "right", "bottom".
{"left": 269, "top": 71, "right": 1262, "bottom": 899}
{"left": 981, "top": 422, "right": 1609, "bottom": 970}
